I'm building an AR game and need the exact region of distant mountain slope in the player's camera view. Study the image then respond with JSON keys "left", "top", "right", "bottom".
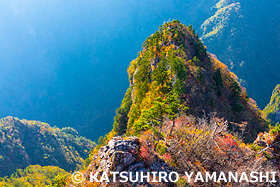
{"left": 0, "top": 117, "right": 95, "bottom": 177}
{"left": 201, "top": 0, "right": 280, "bottom": 108}
{"left": 263, "top": 84, "right": 280, "bottom": 125}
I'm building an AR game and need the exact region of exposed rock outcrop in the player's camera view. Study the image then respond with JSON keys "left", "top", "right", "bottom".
{"left": 85, "top": 136, "right": 174, "bottom": 186}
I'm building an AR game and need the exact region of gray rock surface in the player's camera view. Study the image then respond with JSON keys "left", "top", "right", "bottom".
{"left": 86, "top": 136, "right": 174, "bottom": 186}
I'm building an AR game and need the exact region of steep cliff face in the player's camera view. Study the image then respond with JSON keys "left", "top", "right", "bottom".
{"left": 113, "top": 20, "right": 267, "bottom": 141}
{"left": 201, "top": 0, "right": 280, "bottom": 108}
{"left": 263, "top": 84, "right": 280, "bottom": 124}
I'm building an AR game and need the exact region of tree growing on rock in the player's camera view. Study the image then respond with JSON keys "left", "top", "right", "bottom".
{"left": 134, "top": 92, "right": 187, "bottom": 150}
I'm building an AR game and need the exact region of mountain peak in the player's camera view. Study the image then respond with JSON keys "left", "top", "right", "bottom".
{"left": 113, "top": 21, "right": 267, "bottom": 141}
{"left": 75, "top": 21, "right": 274, "bottom": 186}
{"left": 142, "top": 20, "right": 206, "bottom": 62}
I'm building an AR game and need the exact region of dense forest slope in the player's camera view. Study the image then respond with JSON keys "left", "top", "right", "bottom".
{"left": 201, "top": 0, "right": 280, "bottom": 108}
{"left": 70, "top": 21, "right": 280, "bottom": 186}
{"left": 263, "top": 84, "right": 280, "bottom": 125}
{"left": 0, "top": 116, "right": 95, "bottom": 177}
{"left": 0, "top": 165, "right": 69, "bottom": 186}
